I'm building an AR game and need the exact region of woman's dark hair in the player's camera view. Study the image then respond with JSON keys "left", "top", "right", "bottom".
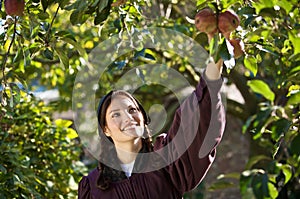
{"left": 96, "top": 90, "right": 153, "bottom": 190}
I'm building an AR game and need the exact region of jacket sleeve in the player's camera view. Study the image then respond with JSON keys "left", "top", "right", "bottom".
{"left": 154, "top": 71, "right": 226, "bottom": 195}
{"left": 78, "top": 176, "right": 92, "bottom": 199}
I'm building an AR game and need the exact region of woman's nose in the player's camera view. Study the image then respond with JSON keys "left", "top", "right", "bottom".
{"left": 123, "top": 111, "right": 134, "bottom": 122}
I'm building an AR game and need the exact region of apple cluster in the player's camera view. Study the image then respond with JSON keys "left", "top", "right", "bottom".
{"left": 195, "top": 7, "right": 244, "bottom": 58}
{"left": 4, "top": 0, "right": 25, "bottom": 17}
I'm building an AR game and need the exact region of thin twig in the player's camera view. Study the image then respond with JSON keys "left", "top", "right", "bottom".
{"left": 45, "top": 3, "right": 61, "bottom": 45}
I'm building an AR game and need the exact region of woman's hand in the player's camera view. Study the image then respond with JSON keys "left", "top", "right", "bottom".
{"left": 205, "top": 58, "right": 223, "bottom": 80}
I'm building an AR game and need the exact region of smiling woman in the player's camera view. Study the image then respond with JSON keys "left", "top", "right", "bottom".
{"left": 99, "top": 90, "right": 152, "bottom": 166}
{"left": 78, "top": 59, "right": 226, "bottom": 199}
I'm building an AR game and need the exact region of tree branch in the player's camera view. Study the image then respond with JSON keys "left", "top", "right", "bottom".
{"left": 226, "top": 98, "right": 248, "bottom": 121}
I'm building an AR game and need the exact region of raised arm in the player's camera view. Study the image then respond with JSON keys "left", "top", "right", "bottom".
{"left": 154, "top": 59, "right": 226, "bottom": 194}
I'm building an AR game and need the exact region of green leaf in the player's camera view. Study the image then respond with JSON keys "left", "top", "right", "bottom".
{"left": 209, "top": 34, "right": 219, "bottom": 60}
{"left": 288, "top": 31, "right": 300, "bottom": 55}
{"left": 290, "top": 134, "right": 300, "bottom": 155}
{"left": 196, "top": 0, "right": 207, "bottom": 7}
{"left": 223, "top": 39, "right": 236, "bottom": 69}
{"left": 252, "top": 173, "right": 269, "bottom": 199}
{"left": 55, "top": 119, "right": 73, "bottom": 128}
{"left": 59, "top": 37, "right": 88, "bottom": 59}
{"left": 41, "top": 0, "right": 49, "bottom": 12}
{"left": 66, "top": 128, "right": 78, "bottom": 139}
{"left": 219, "top": 38, "right": 231, "bottom": 61}
{"left": 247, "top": 80, "right": 275, "bottom": 102}
{"left": 270, "top": 118, "right": 291, "bottom": 141}
{"left": 54, "top": 47, "right": 69, "bottom": 68}
{"left": 240, "top": 170, "right": 254, "bottom": 195}
{"left": 244, "top": 56, "right": 258, "bottom": 76}
{"left": 289, "top": 65, "right": 300, "bottom": 75}
{"left": 252, "top": 0, "right": 274, "bottom": 14}
{"left": 0, "top": 164, "right": 7, "bottom": 174}
{"left": 268, "top": 182, "right": 278, "bottom": 199}
{"left": 94, "top": 5, "right": 111, "bottom": 25}
{"left": 277, "top": 164, "right": 293, "bottom": 185}
{"left": 70, "top": 10, "right": 89, "bottom": 25}
{"left": 98, "top": 0, "right": 110, "bottom": 13}
{"left": 287, "top": 91, "right": 300, "bottom": 106}
{"left": 277, "top": 0, "right": 293, "bottom": 13}
{"left": 250, "top": 108, "right": 272, "bottom": 139}
{"left": 43, "top": 48, "right": 54, "bottom": 60}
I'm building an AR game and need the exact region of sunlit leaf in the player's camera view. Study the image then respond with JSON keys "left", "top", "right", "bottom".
{"left": 252, "top": 0, "right": 274, "bottom": 14}
{"left": 277, "top": 0, "right": 293, "bottom": 13}
{"left": 247, "top": 80, "right": 275, "bottom": 102}
{"left": 268, "top": 182, "right": 279, "bottom": 199}
{"left": 244, "top": 56, "right": 257, "bottom": 76}
{"left": 54, "top": 47, "right": 69, "bottom": 68}
{"left": 55, "top": 119, "right": 73, "bottom": 128}
{"left": 277, "top": 163, "right": 293, "bottom": 185}
{"left": 196, "top": 0, "right": 206, "bottom": 7}
{"left": 60, "top": 37, "right": 88, "bottom": 59}
{"left": 288, "top": 31, "right": 300, "bottom": 55}
{"left": 66, "top": 128, "right": 78, "bottom": 139}
{"left": 287, "top": 91, "right": 300, "bottom": 106}
{"left": 70, "top": 10, "right": 89, "bottom": 25}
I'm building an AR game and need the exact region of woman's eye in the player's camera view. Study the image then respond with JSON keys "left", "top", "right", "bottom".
{"left": 129, "top": 107, "right": 137, "bottom": 113}
{"left": 112, "top": 113, "right": 120, "bottom": 118}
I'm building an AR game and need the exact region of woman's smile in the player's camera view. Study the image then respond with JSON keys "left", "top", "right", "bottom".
{"left": 121, "top": 122, "right": 139, "bottom": 131}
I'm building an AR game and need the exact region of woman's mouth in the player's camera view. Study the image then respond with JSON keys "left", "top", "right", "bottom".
{"left": 121, "top": 122, "right": 138, "bottom": 131}
{"left": 121, "top": 123, "right": 144, "bottom": 137}
{"left": 122, "top": 124, "right": 137, "bottom": 131}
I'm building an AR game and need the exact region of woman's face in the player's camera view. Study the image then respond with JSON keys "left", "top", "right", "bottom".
{"left": 104, "top": 94, "right": 145, "bottom": 144}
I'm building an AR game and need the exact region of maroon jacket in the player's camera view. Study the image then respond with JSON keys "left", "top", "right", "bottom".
{"left": 78, "top": 74, "right": 226, "bottom": 199}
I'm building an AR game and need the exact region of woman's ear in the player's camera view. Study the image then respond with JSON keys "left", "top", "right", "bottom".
{"left": 103, "top": 127, "right": 111, "bottom": 137}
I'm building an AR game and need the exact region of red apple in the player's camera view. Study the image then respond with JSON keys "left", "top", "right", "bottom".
{"left": 195, "top": 8, "right": 218, "bottom": 39}
{"left": 218, "top": 10, "right": 240, "bottom": 39}
{"left": 229, "top": 38, "right": 244, "bottom": 58}
{"left": 4, "top": 0, "right": 25, "bottom": 16}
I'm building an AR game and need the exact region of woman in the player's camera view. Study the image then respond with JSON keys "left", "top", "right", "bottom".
{"left": 78, "top": 59, "right": 225, "bottom": 198}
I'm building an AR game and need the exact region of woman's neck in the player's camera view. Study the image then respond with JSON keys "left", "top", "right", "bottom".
{"left": 115, "top": 138, "right": 142, "bottom": 164}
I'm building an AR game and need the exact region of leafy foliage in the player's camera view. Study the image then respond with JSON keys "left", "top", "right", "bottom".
{"left": 0, "top": 91, "right": 87, "bottom": 198}
{"left": 0, "top": 0, "right": 299, "bottom": 198}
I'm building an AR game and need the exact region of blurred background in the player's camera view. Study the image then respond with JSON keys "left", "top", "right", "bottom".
{"left": 1, "top": 0, "right": 299, "bottom": 198}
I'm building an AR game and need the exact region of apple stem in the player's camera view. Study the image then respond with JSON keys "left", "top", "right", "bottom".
{"left": 1, "top": 16, "right": 18, "bottom": 87}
